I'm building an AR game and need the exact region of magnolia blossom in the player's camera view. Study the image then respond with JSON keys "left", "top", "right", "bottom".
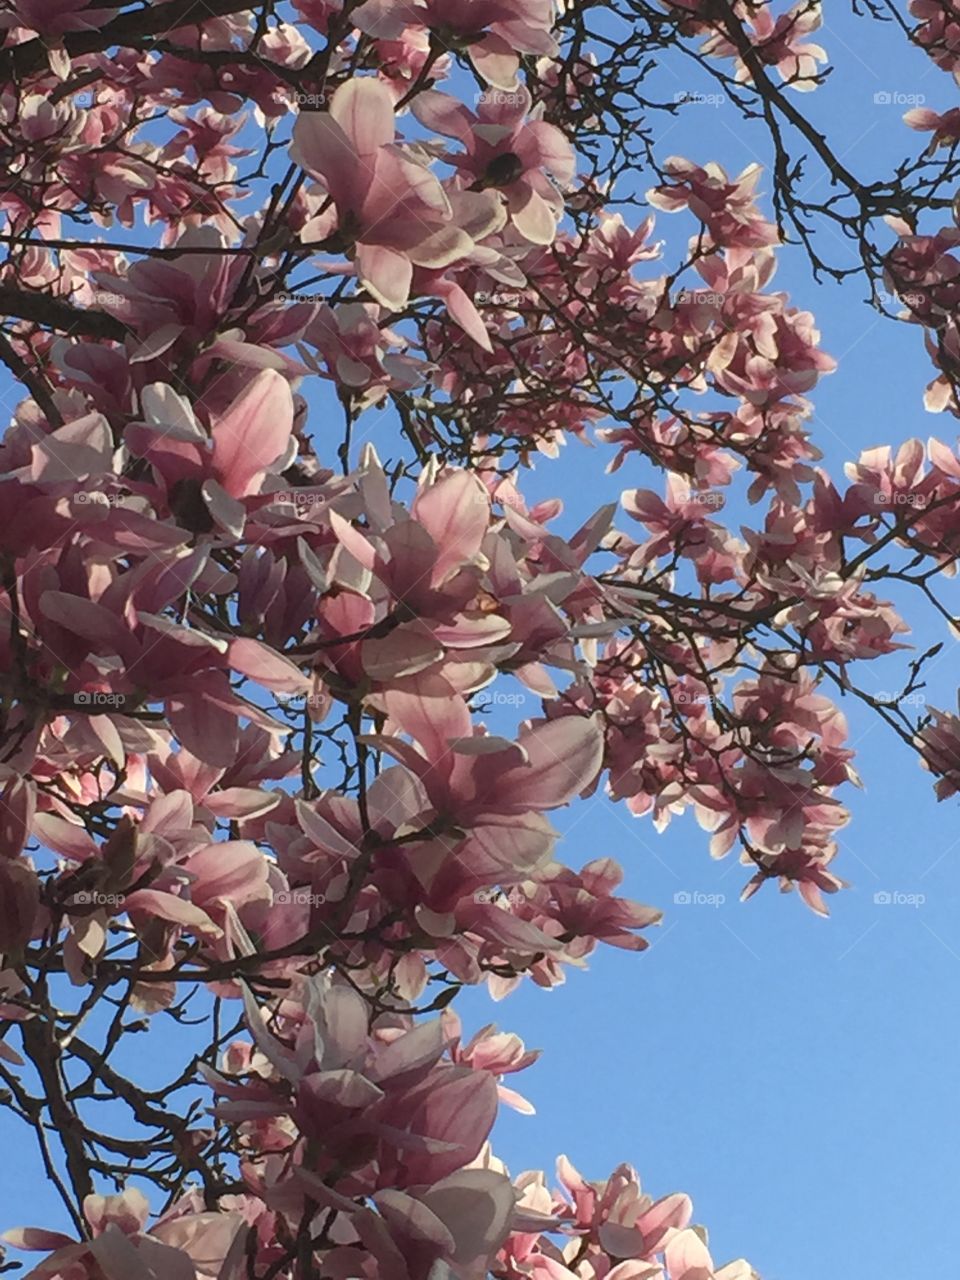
{"left": 353, "top": 0, "right": 559, "bottom": 89}
{"left": 412, "top": 84, "right": 575, "bottom": 245}
{"left": 293, "top": 78, "right": 503, "bottom": 309}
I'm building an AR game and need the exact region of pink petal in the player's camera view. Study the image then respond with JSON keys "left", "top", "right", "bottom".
{"left": 210, "top": 369, "right": 294, "bottom": 498}
{"left": 355, "top": 242, "right": 413, "bottom": 310}
{"left": 228, "top": 637, "right": 310, "bottom": 694}
{"left": 3, "top": 1228, "right": 76, "bottom": 1251}
{"left": 330, "top": 76, "right": 396, "bottom": 154}
{"left": 496, "top": 715, "right": 604, "bottom": 811}
{"left": 412, "top": 470, "right": 489, "bottom": 581}
{"left": 410, "top": 90, "right": 476, "bottom": 143}
{"left": 434, "top": 280, "right": 494, "bottom": 351}
{"left": 124, "top": 889, "right": 222, "bottom": 938}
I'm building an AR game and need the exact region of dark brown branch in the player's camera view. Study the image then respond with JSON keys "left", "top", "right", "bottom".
{"left": 0, "top": 287, "right": 129, "bottom": 342}
{"left": 0, "top": 331, "right": 64, "bottom": 427}
{"left": 0, "top": 0, "right": 263, "bottom": 79}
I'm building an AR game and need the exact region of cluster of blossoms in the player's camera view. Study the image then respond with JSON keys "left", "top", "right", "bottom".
{"left": 907, "top": 0, "right": 960, "bottom": 81}
{"left": 658, "top": 0, "right": 827, "bottom": 89}
{"left": 0, "top": 1, "right": 957, "bottom": 1278}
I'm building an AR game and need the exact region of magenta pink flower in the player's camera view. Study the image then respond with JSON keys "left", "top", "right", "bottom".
{"left": 293, "top": 78, "right": 498, "bottom": 308}
{"left": 648, "top": 158, "right": 779, "bottom": 248}
{"left": 413, "top": 85, "right": 575, "bottom": 245}
{"left": 702, "top": 2, "right": 828, "bottom": 90}
{"left": 2, "top": 0, "right": 114, "bottom": 37}
{"left": 354, "top": 0, "right": 558, "bottom": 89}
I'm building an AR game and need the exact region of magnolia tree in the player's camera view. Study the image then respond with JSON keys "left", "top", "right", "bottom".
{"left": 1, "top": 0, "right": 960, "bottom": 1276}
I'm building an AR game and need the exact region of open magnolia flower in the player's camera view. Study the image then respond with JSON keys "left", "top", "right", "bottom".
{"left": 353, "top": 0, "right": 559, "bottom": 89}
{"left": 293, "top": 78, "right": 503, "bottom": 309}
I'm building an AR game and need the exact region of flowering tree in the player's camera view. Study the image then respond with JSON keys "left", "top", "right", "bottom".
{"left": 1, "top": 0, "right": 959, "bottom": 1276}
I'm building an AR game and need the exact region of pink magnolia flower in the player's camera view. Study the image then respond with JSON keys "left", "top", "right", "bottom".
{"left": 1, "top": 0, "right": 114, "bottom": 37}
{"left": 621, "top": 473, "right": 738, "bottom": 583}
{"left": 918, "top": 699, "right": 960, "bottom": 799}
{"left": 909, "top": 0, "right": 960, "bottom": 76}
{"left": 354, "top": 0, "right": 559, "bottom": 90}
{"left": 443, "top": 1009, "right": 541, "bottom": 1113}
{"left": 293, "top": 78, "right": 496, "bottom": 309}
{"left": 5, "top": 1187, "right": 246, "bottom": 1280}
{"left": 292, "top": 0, "right": 343, "bottom": 32}
{"left": 648, "top": 159, "right": 779, "bottom": 249}
{"left": 229, "top": 976, "right": 507, "bottom": 1194}
{"left": 306, "top": 301, "right": 427, "bottom": 394}
{"left": 124, "top": 369, "right": 296, "bottom": 537}
{"left": 905, "top": 105, "right": 960, "bottom": 152}
{"left": 555, "top": 1157, "right": 693, "bottom": 1261}
{"left": 412, "top": 85, "right": 575, "bottom": 245}
{"left": 703, "top": 2, "right": 828, "bottom": 91}
{"left": 664, "top": 1228, "right": 755, "bottom": 1280}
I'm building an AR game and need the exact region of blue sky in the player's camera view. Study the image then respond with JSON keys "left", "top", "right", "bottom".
{"left": 3, "top": 5, "right": 960, "bottom": 1279}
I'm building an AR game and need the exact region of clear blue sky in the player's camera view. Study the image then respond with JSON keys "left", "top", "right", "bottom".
{"left": 2, "top": 6, "right": 960, "bottom": 1280}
